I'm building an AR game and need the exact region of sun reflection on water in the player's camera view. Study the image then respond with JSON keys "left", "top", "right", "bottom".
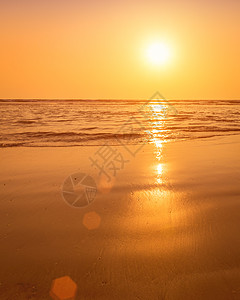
{"left": 146, "top": 103, "right": 167, "bottom": 185}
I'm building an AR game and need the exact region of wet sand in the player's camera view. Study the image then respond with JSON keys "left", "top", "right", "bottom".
{"left": 0, "top": 135, "right": 240, "bottom": 299}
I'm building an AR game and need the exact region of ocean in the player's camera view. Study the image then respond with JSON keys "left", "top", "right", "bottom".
{"left": 0, "top": 99, "right": 240, "bottom": 147}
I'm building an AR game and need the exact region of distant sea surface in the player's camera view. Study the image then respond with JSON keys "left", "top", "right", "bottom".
{"left": 0, "top": 99, "right": 240, "bottom": 147}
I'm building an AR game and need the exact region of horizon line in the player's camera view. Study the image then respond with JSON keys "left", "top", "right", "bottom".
{"left": 0, "top": 98, "right": 240, "bottom": 101}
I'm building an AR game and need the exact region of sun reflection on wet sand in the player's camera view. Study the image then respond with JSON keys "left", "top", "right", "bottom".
{"left": 148, "top": 120, "right": 167, "bottom": 186}
{"left": 157, "top": 163, "right": 163, "bottom": 175}
{"left": 156, "top": 163, "right": 164, "bottom": 184}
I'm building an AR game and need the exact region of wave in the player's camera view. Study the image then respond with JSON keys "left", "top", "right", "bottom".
{"left": 1, "top": 99, "right": 240, "bottom": 147}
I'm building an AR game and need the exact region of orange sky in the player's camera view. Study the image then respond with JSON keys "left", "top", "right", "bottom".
{"left": 0, "top": 0, "right": 239, "bottom": 99}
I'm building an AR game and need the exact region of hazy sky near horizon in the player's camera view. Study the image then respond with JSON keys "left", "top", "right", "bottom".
{"left": 0, "top": 0, "right": 239, "bottom": 99}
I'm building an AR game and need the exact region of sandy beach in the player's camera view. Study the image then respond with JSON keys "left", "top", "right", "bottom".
{"left": 1, "top": 0, "right": 240, "bottom": 297}
{"left": 0, "top": 135, "right": 240, "bottom": 299}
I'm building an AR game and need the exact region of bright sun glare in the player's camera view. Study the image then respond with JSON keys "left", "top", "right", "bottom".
{"left": 146, "top": 42, "right": 171, "bottom": 66}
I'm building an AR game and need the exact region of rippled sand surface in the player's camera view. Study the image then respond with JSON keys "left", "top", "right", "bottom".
{"left": 0, "top": 135, "right": 240, "bottom": 299}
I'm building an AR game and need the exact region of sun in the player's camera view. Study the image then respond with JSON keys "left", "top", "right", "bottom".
{"left": 146, "top": 42, "right": 171, "bottom": 66}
